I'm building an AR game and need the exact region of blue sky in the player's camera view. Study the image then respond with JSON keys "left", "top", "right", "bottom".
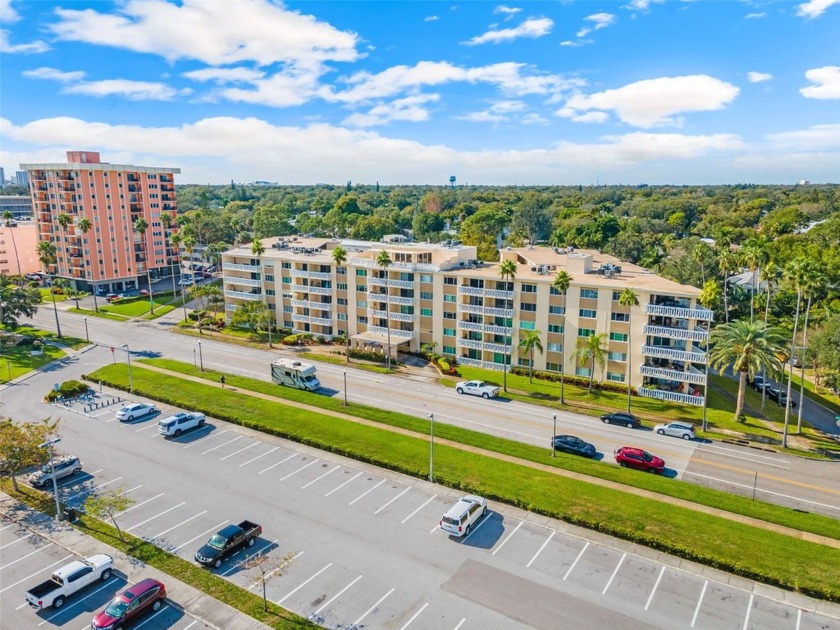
{"left": 1, "top": 0, "right": 838, "bottom": 185}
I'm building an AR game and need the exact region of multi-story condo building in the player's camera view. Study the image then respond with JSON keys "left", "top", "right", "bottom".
{"left": 222, "top": 236, "right": 712, "bottom": 407}
{"left": 0, "top": 195, "right": 33, "bottom": 220}
{"left": 0, "top": 221, "right": 40, "bottom": 276}
{"left": 21, "top": 151, "right": 180, "bottom": 294}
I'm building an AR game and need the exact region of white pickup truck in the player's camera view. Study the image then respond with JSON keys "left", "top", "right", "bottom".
{"left": 25, "top": 554, "right": 113, "bottom": 610}
{"left": 455, "top": 380, "right": 501, "bottom": 399}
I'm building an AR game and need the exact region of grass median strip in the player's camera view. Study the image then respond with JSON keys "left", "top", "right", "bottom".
{"left": 87, "top": 362, "right": 840, "bottom": 601}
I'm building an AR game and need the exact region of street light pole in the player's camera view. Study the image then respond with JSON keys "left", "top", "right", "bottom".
{"left": 343, "top": 371, "right": 348, "bottom": 406}
{"left": 552, "top": 414, "right": 557, "bottom": 457}
{"left": 428, "top": 413, "right": 434, "bottom": 482}
{"left": 122, "top": 344, "right": 133, "bottom": 393}
{"left": 84, "top": 317, "right": 90, "bottom": 343}
{"left": 702, "top": 353, "right": 710, "bottom": 432}
{"left": 39, "top": 438, "right": 62, "bottom": 520}
{"left": 198, "top": 341, "right": 204, "bottom": 371}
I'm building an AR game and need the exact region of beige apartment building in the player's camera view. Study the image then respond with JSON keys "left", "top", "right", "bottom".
{"left": 222, "top": 236, "right": 712, "bottom": 407}
{"left": 21, "top": 151, "right": 180, "bottom": 295}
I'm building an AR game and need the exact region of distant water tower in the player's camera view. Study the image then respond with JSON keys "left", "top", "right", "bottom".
{"left": 449, "top": 175, "right": 456, "bottom": 188}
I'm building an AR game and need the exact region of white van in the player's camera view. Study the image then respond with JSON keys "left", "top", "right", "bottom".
{"left": 270, "top": 359, "right": 321, "bottom": 391}
{"left": 439, "top": 495, "right": 487, "bottom": 537}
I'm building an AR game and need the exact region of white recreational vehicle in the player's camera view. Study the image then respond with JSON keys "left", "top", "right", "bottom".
{"left": 270, "top": 359, "right": 321, "bottom": 391}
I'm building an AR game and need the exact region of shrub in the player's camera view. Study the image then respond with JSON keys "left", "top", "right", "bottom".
{"left": 45, "top": 379, "right": 91, "bottom": 401}
{"left": 347, "top": 348, "right": 391, "bottom": 364}
{"left": 282, "top": 333, "right": 316, "bottom": 346}
{"left": 509, "top": 367, "right": 632, "bottom": 394}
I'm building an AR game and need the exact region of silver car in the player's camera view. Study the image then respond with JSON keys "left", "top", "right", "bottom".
{"left": 654, "top": 421, "right": 696, "bottom": 440}
{"left": 29, "top": 456, "right": 81, "bottom": 488}
{"left": 116, "top": 402, "right": 156, "bottom": 422}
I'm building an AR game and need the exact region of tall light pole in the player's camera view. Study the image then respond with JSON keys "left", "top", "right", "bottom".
{"left": 702, "top": 352, "right": 710, "bottom": 432}
{"left": 552, "top": 414, "right": 557, "bottom": 457}
{"left": 122, "top": 344, "right": 133, "bottom": 393}
{"left": 39, "top": 437, "right": 62, "bottom": 520}
{"left": 198, "top": 341, "right": 204, "bottom": 371}
{"left": 343, "top": 371, "right": 348, "bottom": 406}
{"left": 84, "top": 317, "right": 90, "bottom": 343}
{"left": 428, "top": 413, "right": 435, "bottom": 482}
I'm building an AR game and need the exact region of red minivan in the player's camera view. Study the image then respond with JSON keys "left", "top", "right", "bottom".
{"left": 91, "top": 578, "right": 166, "bottom": 630}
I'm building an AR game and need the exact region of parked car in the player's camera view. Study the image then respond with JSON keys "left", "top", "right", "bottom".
{"left": 139, "top": 289, "right": 153, "bottom": 296}
{"left": 25, "top": 272, "right": 42, "bottom": 281}
{"left": 600, "top": 412, "right": 641, "bottom": 428}
{"left": 440, "top": 495, "right": 487, "bottom": 537}
{"left": 767, "top": 387, "right": 797, "bottom": 408}
{"left": 105, "top": 294, "right": 124, "bottom": 303}
{"left": 614, "top": 447, "right": 666, "bottom": 474}
{"left": 654, "top": 421, "right": 696, "bottom": 440}
{"left": 748, "top": 375, "right": 771, "bottom": 392}
{"left": 29, "top": 455, "right": 81, "bottom": 488}
{"left": 115, "top": 403, "right": 157, "bottom": 422}
{"left": 158, "top": 412, "right": 206, "bottom": 437}
{"left": 25, "top": 554, "right": 113, "bottom": 610}
{"left": 455, "top": 380, "right": 500, "bottom": 399}
{"left": 91, "top": 578, "right": 166, "bottom": 630}
{"left": 195, "top": 520, "right": 262, "bottom": 568}
{"left": 551, "top": 435, "right": 597, "bottom": 457}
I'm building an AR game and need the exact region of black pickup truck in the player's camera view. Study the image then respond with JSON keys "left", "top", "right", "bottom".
{"left": 194, "top": 520, "right": 262, "bottom": 568}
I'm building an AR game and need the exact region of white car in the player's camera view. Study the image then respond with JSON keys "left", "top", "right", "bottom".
{"left": 115, "top": 402, "right": 157, "bottom": 422}
{"left": 440, "top": 495, "right": 488, "bottom": 537}
{"left": 158, "top": 412, "right": 206, "bottom": 437}
{"left": 455, "top": 380, "right": 500, "bottom": 399}
{"left": 654, "top": 421, "right": 696, "bottom": 440}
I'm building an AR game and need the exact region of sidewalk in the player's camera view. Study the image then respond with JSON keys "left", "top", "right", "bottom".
{"left": 0, "top": 492, "right": 272, "bottom": 630}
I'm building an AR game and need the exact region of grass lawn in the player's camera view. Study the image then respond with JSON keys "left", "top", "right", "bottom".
{"left": 69, "top": 307, "right": 129, "bottom": 322}
{"left": 787, "top": 369, "right": 840, "bottom": 415}
{"left": 299, "top": 352, "right": 393, "bottom": 374}
{"left": 4, "top": 325, "right": 88, "bottom": 350}
{"left": 99, "top": 298, "right": 172, "bottom": 317}
{"left": 0, "top": 340, "right": 65, "bottom": 382}
{"left": 38, "top": 288, "right": 69, "bottom": 302}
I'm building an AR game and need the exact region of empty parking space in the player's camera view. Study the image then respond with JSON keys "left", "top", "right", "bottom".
{"left": 692, "top": 582, "right": 752, "bottom": 629}
{"left": 647, "top": 568, "right": 705, "bottom": 623}
{"left": 599, "top": 554, "right": 660, "bottom": 606}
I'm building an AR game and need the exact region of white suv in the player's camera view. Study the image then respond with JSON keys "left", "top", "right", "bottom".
{"left": 158, "top": 412, "right": 205, "bottom": 437}
{"left": 654, "top": 421, "right": 696, "bottom": 440}
{"left": 440, "top": 495, "right": 487, "bottom": 537}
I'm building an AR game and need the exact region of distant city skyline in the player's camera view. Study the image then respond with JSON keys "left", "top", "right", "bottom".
{"left": 1, "top": 0, "right": 838, "bottom": 185}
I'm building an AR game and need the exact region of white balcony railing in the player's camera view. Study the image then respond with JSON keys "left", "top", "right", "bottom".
{"left": 292, "top": 284, "right": 332, "bottom": 295}
{"left": 290, "top": 269, "right": 332, "bottom": 281}
{"left": 641, "top": 345, "right": 706, "bottom": 364}
{"left": 640, "top": 365, "right": 706, "bottom": 385}
{"left": 455, "top": 357, "right": 504, "bottom": 371}
{"left": 388, "top": 295, "right": 414, "bottom": 306}
{"left": 456, "top": 320, "right": 511, "bottom": 336}
{"left": 646, "top": 304, "right": 714, "bottom": 321}
{"left": 291, "top": 314, "right": 333, "bottom": 327}
{"left": 291, "top": 299, "right": 332, "bottom": 312}
{"left": 367, "top": 277, "right": 414, "bottom": 290}
{"left": 457, "top": 338, "right": 483, "bottom": 350}
{"left": 367, "top": 325, "right": 414, "bottom": 340}
{"left": 224, "top": 276, "right": 261, "bottom": 287}
{"left": 644, "top": 325, "right": 709, "bottom": 342}
{"left": 368, "top": 309, "right": 414, "bottom": 323}
{"left": 224, "top": 290, "right": 261, "bottom": 301}
{"left": 459, "top": 303, "right": 514, "bottom": 318}
{"left": 457, "top": 321, "right": 483, "bottom": 332}
{"left": 458, "top": 286, "right": 484, "bottom": 297}
{"left": 223, "top": 262, "right": 260, "bottom": 273}
{"left": 639, "top": 387, "right": 705, "bottom": 407}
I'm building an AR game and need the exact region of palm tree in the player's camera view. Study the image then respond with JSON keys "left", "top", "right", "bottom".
{"left": 618, "top": 288, "right": 639, "bottom": 412}
{"left": 183, "top": 233, "right": 197, "bottom": 291}
{"left": 552, "top": 270, "right": 572, "bottom": 404}
{"left": 518, "top": 330, "right": 543, "bottom": 383}
{"left": 76, "top": 217, "right": 98, "bottom": 313}
{"left": 782, "top": 257, "right": 816, "bottom": 445}
{"left": 170, "top": 231, "right": 187, "bottom": 321}
{"left": 133, "top": 218, "right": 154, "bottom": 315}
{"left": 331, "top": 246, "right": 349, "bottom": 362}
{"left": 55, "top": 212, "right": 80, "bottom": 309}
{"left": 376, "top": 249, "right": 393, "bottom": 368}
{"left": 717, "top": 248, "right": 740, "bottom": 324}
{"left": 575, "top": 332, "right": 608, "bottom": 393}
{"left": 709, "top": 320, "right": 786, "bottom": 423}
{"left": 796, "top": 266, "right": 826, "bottom": 433}
{"left": 160, "top": 212, "right": 177, "bottom": 298}
{"left": 499, "top": 259, "right": 517, "bottom": 391}
{"left": 3, "top": 211, "right": 21, "bottom": 277}
{"left": 698, "top": 280, "right": 721, "bottom": 311}
{"left": 36, "top": 240, "right": 62, "bottom": 338}
{"left": 251, "top": 239, "right": 269, "bottom": 345}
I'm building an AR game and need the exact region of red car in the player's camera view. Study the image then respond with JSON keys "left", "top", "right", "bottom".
{"left": 614, "top": 447, "right": 666, "bottom": 474}
{"left": 91, "top": 578, "right": 166, "bottom": 630}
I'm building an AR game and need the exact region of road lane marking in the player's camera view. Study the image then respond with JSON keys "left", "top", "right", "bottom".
{"left": 116, "top": 492, "right": 165, "bottom": 517}
{"left": 349, "top": 479, "right": 386, "bottom": 506}
{"left": 491, "top": 521, "right": 522, "bottom": 556}
{"left": 126, "top": 501, "right": 185, "bottom": 532}
{"left": 645, "top": 566, "right": 665, "bottom": 610}
{"left": 690, "top": 580, "right": 708, "bottom": 628}
{"left": 202, "top": 434, "right": 243, "bottom": 455}
{"left": 690, "top": 458, "right": 840, "bottom": 496}
{"left": 220, "top": 441, "right": 258, "bottom": 461}
{"left": 401, "top": 495, "right": 436, "bottom": 524}
{"left": 682, "top": 471, "right": 840, "bottom": 511}
{"left": 453, "top": 619, "right": 466, "bottom": 630}
{"left": 38, "top": 577, "right": 118, "bottom": 625}
{"left": 0, "top": 541, "right": 53, "bottom": 571}
{"left": 183, "top": 620, "right": 199, "bottom": 630}
{"left": 150, "top": 510, "right": 208, "bottom": 540}
{"left": 278, "top": 459, "right": 319, "bottom": 482}
{"left": 0, "top": 533, "right": 32, "bottom": 549}
{"left": 310, "top": 574, "right": 362, "bottom": 619}
{"left": 301, "top": 465, "right": 340, "bottom": 489}
{"left": 399, "top": 602, "right": 429, "bottom": 630}
{"left": 183, "top": 429, "right": 226, "bottom": 449}
{"left": 324, "top": 471, "right": 362, "bottom": 497}
{"left": 65, "top": 475, "right": 123, "bottom": 502}
{"left": 239, "top": 446, "right": 279, "bottom": 468}
{"left": 1, "top": 553, "right": 73, "bottom": 593}
{"left": 174, "top": 520, "right": 229, "bottom": 552}
{"left": 563, "top": 541, "right": 589, "bottom": 581}
{"left": 353, "top": 587, "right": 395, "bottom": 627}
{"left": 374, "top": 487, "right": 410, "bottom": 515}
{"left": 278, "top": 562, "right": 333, "bottom": 605}
{"left": 527, "top": 531, "right": 555, "bottom": 568}
{"left": 743, "top": 593, "right": 754, "bottom": 629}
{"left": 602, "top": 552, "right": 626, "bottom": 595}
{"left": 258, "top": 453, "right": 298, "bottom": 475}
{"left": 796, "top": 608, "right": 802, "bottom": 630}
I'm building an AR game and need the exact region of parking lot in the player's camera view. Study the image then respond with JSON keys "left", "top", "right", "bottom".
{"left": 29, "top": 397, "right": 840, "bottom": 630}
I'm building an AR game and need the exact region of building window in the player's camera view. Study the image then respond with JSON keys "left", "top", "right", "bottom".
{"left": 337, "top": 297, "right": 347, "bottom": 305}
{"left": 265, "top": 274, "right": 274, "bottom": 282}
{"left": 549, "top": 306, "right": 565, "bottom": 315}
{"left": 444, "top": 276, "right": 457, "bottom": 285}
{"left": 282, "top": 262, "right": 291, "bottom": 269}
{"left": 420, "top": 291, "right": 433, "bottom": 300}
{"left": 521, "top": 303, "right": 536, "bottom": 311}
{"left": 357, "top": 315, "right": 368, "bottom": 324}
{"left": 357, "top": 300, "right": 367, "bottom": 308}
{"left": 610, "top": 332, "right": 628, "bottom": 342}
{"left": 611, "top": 312, "right": 630, "bottom": 322}
{"left": 521, "top": 283, "right": 536, "bottom": 293}
{"left": 338, "top": 313, "right": 347, "bottom": 321}
{"left": 420, "top": 274, "right": 433, "bottom": 283}
{"left": 443, "top": 311, "right": 456, "bottom": 319}
{"left": 548, "top": 324, "right": 564, "bottom": 333}
{"left": 578, "top": 328, "right": 595, "bottom": 337}
{"left": 581, "top": 289, "right": 598, "bottom": 299}
{"left": 579, "top": 309, "right": 597, "bottom": 318}
{"left": 283, "top": 305, "right": 292, "bottom": 313}
{"left": 607, "top": 372, "right": 626, "bottom": 383}
{"left": 443, "top": 345, "right": 456, "bottom": 355}
{"left": 612, "top": 291, "right": 622, "bottom": 301}
{"left": 282, "top": 277, "right": 291, "bottom": 284}
{"left": 356, "top": 269, "right": 367, "bottom": 277}
{"left": 575, "top": 366, "right": 592, "bottom": 377}
{"left": 336, "top": 266, "right": 346, "bottom": 275}
{"left": 547, "top": 343, "right": 562, "bottom": 352}
{"left": 337, "top": 282, "right": 347, "bottom": 290}
{"left": 546, "top": 362, "right": 562, "bottom": 372}
{"left": 443, "top": 327, "right": 456, "bottom": 336}
{"left": 266, "top": 289, "right": 275, "bottom": 296}
{"left": 518, "top": 357, "right": 531, "bottom": 367}
{"left": 520, "top": 321, "right": 535, "bottom": 330}
{"left": 420, "top": 308, "right": 433, "bottom": 317}
{"left": 357, "top": 285, "right": 366, "bottom": 292}
{"left": 444, "top": 294, "right": 456, "bottom": 303}
{"left": 608, "top": 351, "right": 627, "bottom": 362}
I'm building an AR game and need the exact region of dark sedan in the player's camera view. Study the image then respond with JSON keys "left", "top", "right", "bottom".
{"left": 600, "top": 412, "right": 642, "bottom": 428}
{"left": 551, "top": 435, "right": 597, "bottom": 457}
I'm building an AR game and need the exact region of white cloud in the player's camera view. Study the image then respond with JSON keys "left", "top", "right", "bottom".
{"left": 23, "top": 67, "right": 86, "bottom": 82}
{"left": 560, "top": 75, "right": 739, "bottom": 128}
{"left": 796, "top": 0, "right": 840, "bottom": 18}
{"left": 182, "top": 67, "right": 266, "bottom": 84}
{"left": 0, "top": 0, "right": 20, "bottom": 23}
{"left": 560, "top": 40, "right": 583, "bottom": 47}
{"left": 747, "top": 71, "right": 773, "bottom": 83}
{"left": 745, "top": 12, "right": 766, "bottom": 19}
{"left": 457, "top": 99, "right": 527, "bottom": 123}
{"left": 800, "top": 66, "right": 840, "bottom": 99}
{"left": 766, "top": 124, "right": 840, "bottom": 150}
{"left": 343, "top": 94, "right": 440, "bottom": 127}
{"left": 0, "top": 30, "right": 49, "bottom": 54}
{"left": 424, "top": 15, "right": 439, "bottom": 22}
{"left": 49, "top": 0, "right": 360, "bottom": 66}
{"left": 220, "top": 68, "right": 328, "bottom": 107}
{"left": 624, "top": 0, "right": 664, "bottom": 12}
{"left": 494, "top": 5, "right": 522, "bottom": 15}
{"left": 577, "top": 12, "right": 616, "bottom": 37}
{"left": 463, "top": 17, "right": 553, "bottom": 45}
{"left": 571, "top": 111, "right": 610, "bottom": 124}
{"left": 21, "top": 65, "right": 185, "bottom": 101}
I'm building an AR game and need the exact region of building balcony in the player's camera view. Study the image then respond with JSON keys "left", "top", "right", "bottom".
{"left": 367, "top": 325, "right": 414, "bottom": 340}
{"left": 292, "top": 284, "right": 331, "bottom": 295}
{"left": 643, "top": 325, "right": 709, "bottom": 342}
{"left": 458, "top": 303, "right": 514, "bottom": 318}
{"left": 368, "top": 309, "right": 414, "bottom": 322}
{"left": 456, "top": 338, "right": 507, "bottom": 354}
{"left": 456, "top": 285, "right": 513, "bottom": 300}
{"left": 456, "top": 356, "right": 503, "bottom": 371}
{"left": 291, "top": 299, "right": 332, "bottom": 312}
{"left": 456, "top": 320, "right": 508, "bottom": 335}
{"left": 224, "top": 276, "right": 261, "bottom": 287}
{"left": 645, "top": 303, "right": 714, "bottom": 321}
{"left": 640, "top": 365, "right": 706, "bottom": 385}
{"left": 291, "top": 313, "right": 333, "bottom": 327}
{"left": 367, "top": 276, "right": 414, "bottom": 290}
{"left": 641, "top": 345, "right": 706, "bottom": 364}
{"left": 223, "top": 262, "right": 260, "bottom": 273}
{"left": 638, "top": 387, "right": 704, "bottom": 407}
{"left": 350, "top": 257, "right": 444, "bottom": 273}
{"left": 224, "top": 289, "right": 262, "bottom": 301}
{"left": 290, "top": 269, "right": 331, "bottom": 281}
{"left": 388, "top": 295, "right": 414, "bottom": 306}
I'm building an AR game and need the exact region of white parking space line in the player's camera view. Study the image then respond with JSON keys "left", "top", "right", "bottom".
{"left": 279, "top": 459, "right": 319, "bottom": 482}
{"left": 743, "top": 593, "right": 754, "bottom": 628}
{"left": 309, "top": 574, "right": 363, "bottom": 619}
{"left": 527, "top": 531, "right": 555, "bottom": 568}
{"left": 118, "top": 484, "right": 142, "bottom": 497}
{"left": 453, "top": 619, "right": 466, "bottom": 630}
{"left": 65, "top": 476, "right": 123, "bottom": 502}
{"left": 492, "top": 521, "right": 522, "bottom": 556}
{"left": 601, "top": 552, "right": 626, "bottom": 595}
{"left": 352, "top": 587, "right": 395, "bottom": 627}
{"left": 250, "top": 550, "right": 304, "bottom": 589}
{"left": 38, "top": 577, "right": 118, "bottom": 626}
{"left": 89, "top": 468, "right": 103, "bottom": 475}
{"left": 174, "top": 520, "right": 229, "bottom": 552}
{"left": 374, "top": 487, "right": 410, "bottom": 515}
{"left": 644, "top": 566, "right": 665, "bottom": 610}
{"left": 0, "top": 533, "right": 33, "bottom": 550}
{"left": 116, "top": 492, "right": 165, "bottom": 517}
{"left": 324, "top": 471, "right": 362, "bottom": 497}
{"left": 349, "top": 479, "right": 386, "bottom": 506}
{"left": 136, "top": 424, "right": 158, "bottom": 433}
{"left": 126, "top": 502, "right": 185, "bottom": 532}
{"left": 150, "top": 510, "right": 208, "bottom": 540}
{"left": 796, "top": 608, "right": 802, "bottom": 630}
{"left": 430, "top": 522, "right": 441, "bottom": 534}
{"left": 202, "top": 435, "right": 243, "bottom": 455}
{"left": 184, "top": 429, "right": 226, "bottom": 449}
{"left": 690, "top": 579, "right": 708, "bottom": 628}
{"left": 222, "top": 538, "right": 279, "bottom": 576}
{"left": 462, "top": 512, "right": 492, "bottom": 543}
{"left": 277, "top": 562, "right": 333, "bottom": 605}
{"left": 258, "top": 453, "right": 298, "bottom": 475}
{"left": 301, "top": 465, "right": 340, "bottom": 489}
{"left": 399, "top": 602, "right": 429, "bottom": 630}
{"left": 0, "top": 554, "right": 73, "bottom": 594}
{"left": 0, "top": 522, "right": 15, "bottom": 532}
{"left": 563, "top": 541, "right": 589, "bottom": 581}
{"left": 219, "top": 442, "right": 259, "bottom": 461}
{"left": 401, "top": 496, "right": 436, "bottom": 524}
{"left": 239, "top": 446, "right": 279, "bottom": 468}
{"left": 0, "top": 541, "right": 53, "bottom": 570}
{"left": 184, "top": 620, "right": 200, "bottom": 630}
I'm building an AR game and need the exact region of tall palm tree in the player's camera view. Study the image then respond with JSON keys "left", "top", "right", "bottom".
{"left": 575, "top": 332, "right": 608, "bottom": 393}
{"left": 3, "top": 211, "right": 21, "bottom": 277}
{"left": 709, "top": 320, "right": 786, "bottom": 423}
{"left": 552, "top": 270, "right": 572, "bottom": 404}
{"left": 251, "top": 239, "right": 269, "bottom": 345}
{"left": 160, "top": 212, "right": 177, "bottom": 297}
{"left": 133, "top": 218, "right": 154, "bottom": 315}
{"left": 717, "top": 248, "right": 740, "bottom": 324}
{"left": 77, "top": 217, "right": 98, "bottom": 313}
{"left": 183, "top": 233, "right": 197, "bottom": 292}
{"left": 499, "top": 258, "right": 517, "bottom": 391}
{"left": 618, "top": 288, "right": 639, "bottom": 412}
{"left": 796, "top": 267, "right": 826, "bottom": 433}
{"left": 376, "top": 249, "right": 393, "bottom": 368}
{"left": 55, "top": 213, "right": 79, "bottom": 309}
{"left": 170, "top": 232, "right": 187, "bottom": 321}
{"left": 331, "top": 246, "right": 349, "bottom": 362}
{"left": 518, "top": 330, "right": 543, "bottom": 383}
{"left": 782, "top": 257, "right": 816, "bottom": 446}
{"left": 36, "top": 240, "right": 62, "bottom": 338}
